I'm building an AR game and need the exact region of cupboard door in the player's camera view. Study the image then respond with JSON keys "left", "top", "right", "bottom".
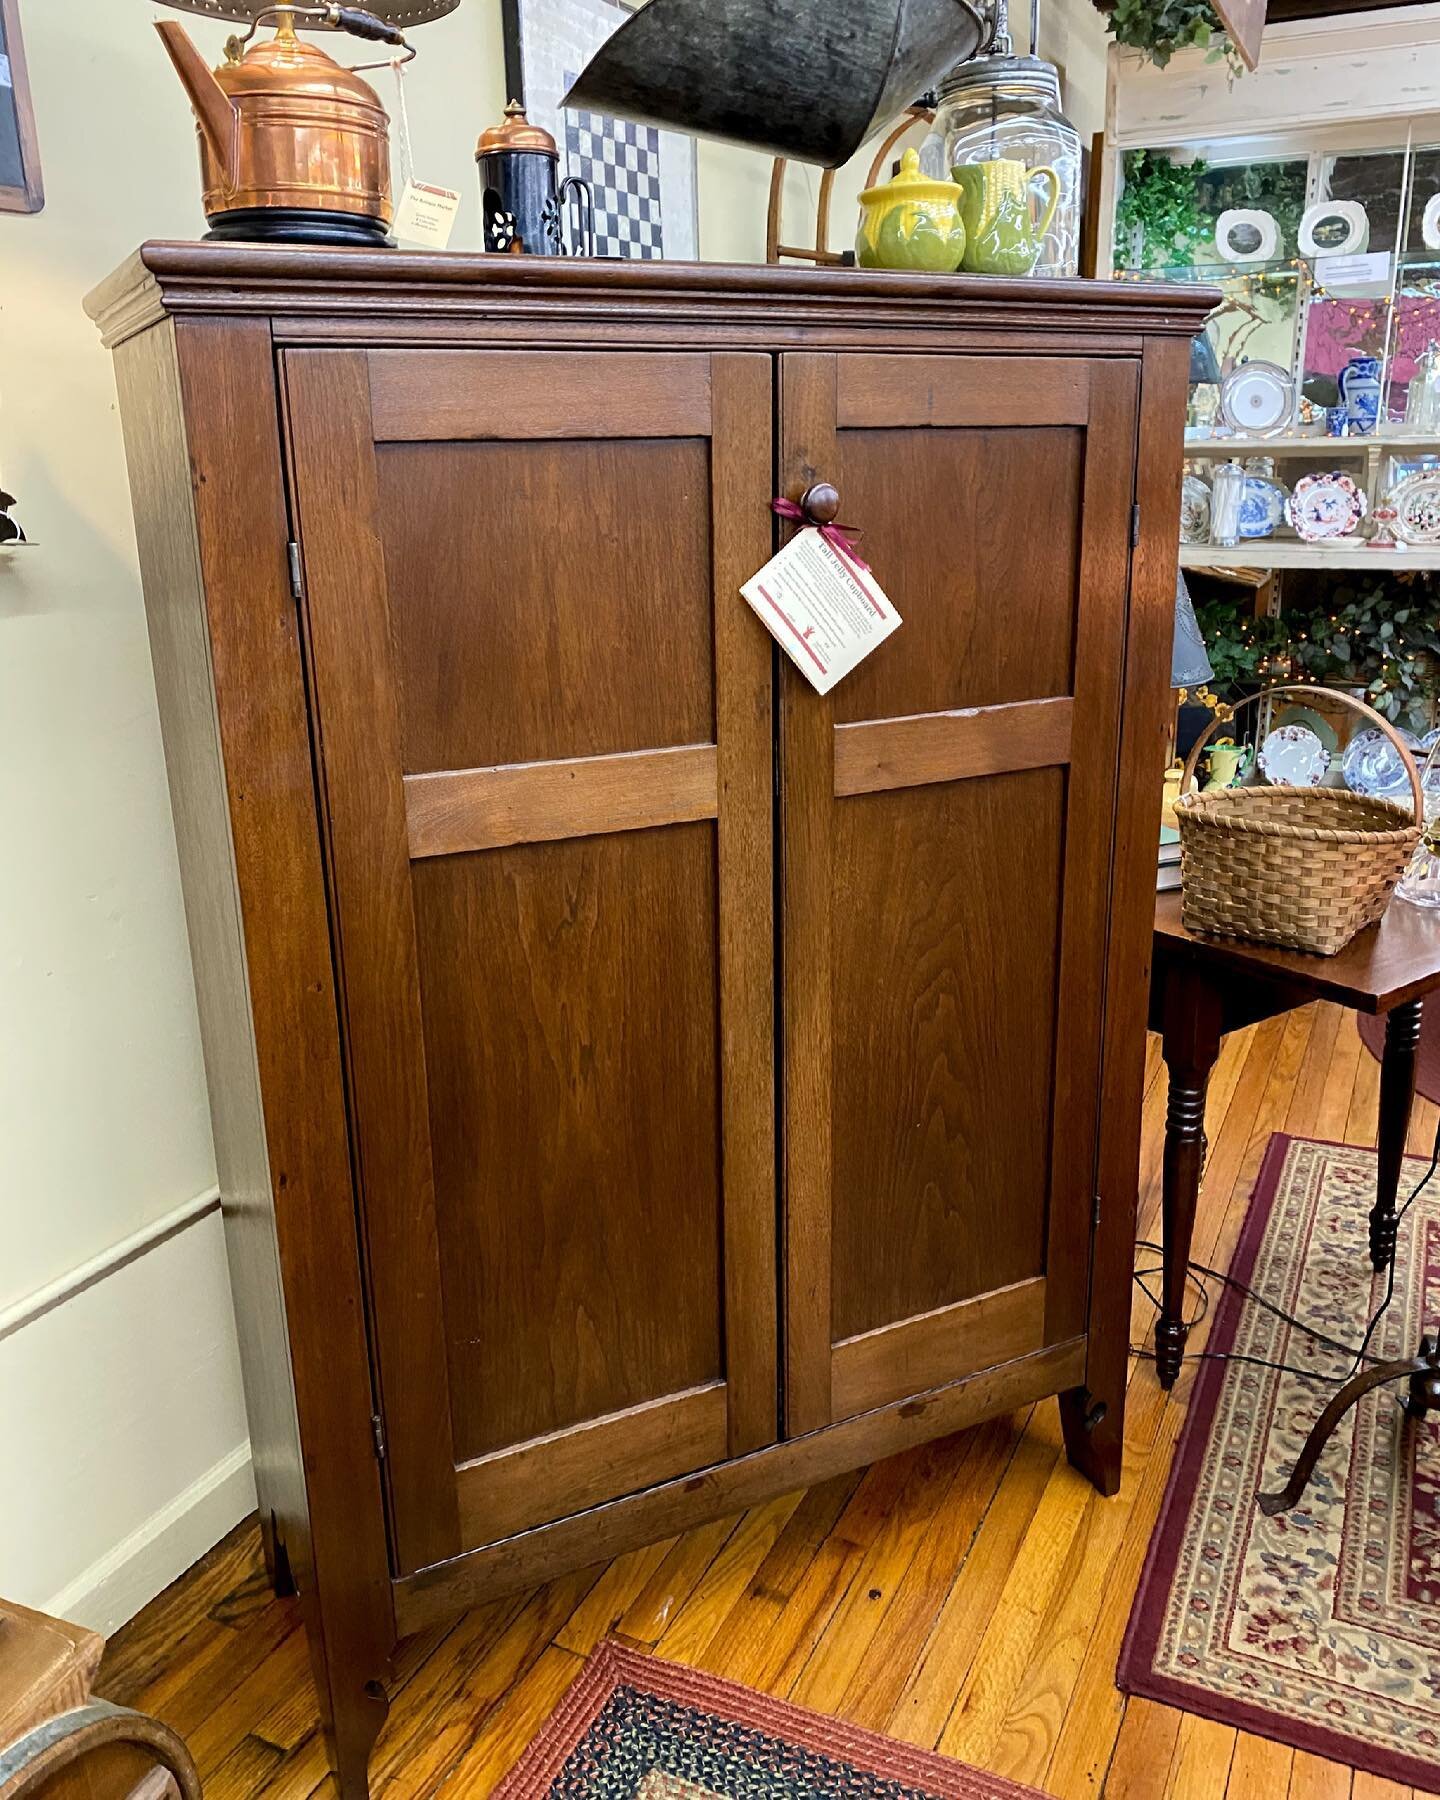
{"left": 780, "top": 352, "right": 1139, "bottom": 1433}
{"left": 284, "top": 349, "right": 777, "bottom": 1574}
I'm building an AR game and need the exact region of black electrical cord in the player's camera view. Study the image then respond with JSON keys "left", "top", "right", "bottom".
{"left": 1130, "top": 1105, "right": 1440, "bottom": 1394}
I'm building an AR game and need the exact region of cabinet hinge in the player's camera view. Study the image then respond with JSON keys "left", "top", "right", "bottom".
{"left": 1093, "top": 1192, "right": 1103, "bottom": 1230}
{"left": 287, "top": 540, "right": 303, "bottom": 602}
{"left": 1130, "top": 503, "right": 1141, "bottom": 549}
{"left": 370, "top": 1413, "right": 387, "bottom": 1461}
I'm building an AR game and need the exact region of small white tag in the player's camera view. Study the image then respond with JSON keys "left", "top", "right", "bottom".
{"left": 1314, "top": 251, "right": 1392, "bottom": 288}
{"left": 393, "top": 181, "right": 462, "bottom": 249}
{"left": 740, "top": 527, "right": 901, "bottom": 695}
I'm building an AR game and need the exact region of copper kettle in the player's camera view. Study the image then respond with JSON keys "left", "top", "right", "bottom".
{"left": 155, "top": 4, "right": 415, "bottom": 245}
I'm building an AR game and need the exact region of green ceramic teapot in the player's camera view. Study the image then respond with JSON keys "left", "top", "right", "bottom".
{"left": 856, "top": 149, "right": 966, "bottom": 274}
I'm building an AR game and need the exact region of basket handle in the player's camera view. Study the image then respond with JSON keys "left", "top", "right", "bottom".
{"left": 1179, "top": 683, "right": 1423, "bottom": 827}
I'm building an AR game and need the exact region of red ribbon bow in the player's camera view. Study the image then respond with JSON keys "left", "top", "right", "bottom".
{"left": 772, "top": 498, "right": 871, "bottom": 573}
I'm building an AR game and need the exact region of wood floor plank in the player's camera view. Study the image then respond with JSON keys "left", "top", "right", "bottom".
{"left": 835, "top": 1413, "right": 1024, "bottom": 1732}
{"left": 788, "top": 1435, "right": 968, "bottom": 1715}
{"left": 553, "top": 1537, "right": 678, "bottom": 1654}
{"left": 615, "top": 1512, "right": 743, "bottom": 1646}
{"left": 1104, "top": 1698, "right": 1184, "bottom": 1800}
{"left": 884, "top": 1415, "right": 1063, "bottom": 1750}
{"left": 1227, "top": 1731, "right": 1294, "bottom": 1799}
{"left": 439, "top": 1645, "right": 585, "bottom": 1795}
{"left": 1351, "top": 1772, "right": 1412, "bottom": 1800}
{"left": 653, "top": 1490, "right": 806, "bottom": 1665}
{"left": 935, "top": 1458, "right": 1093, "bottom": 1767}
{"left": 1289, "top": 1749, "right": 1354, "bottom": 1799}
{"left": 1165, "top": 1713, "right": 1235, "bottom": 1800}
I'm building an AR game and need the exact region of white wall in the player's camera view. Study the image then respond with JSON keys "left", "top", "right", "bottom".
{"left": 0, "top": 0, "right": 1108, "bottom": 1637}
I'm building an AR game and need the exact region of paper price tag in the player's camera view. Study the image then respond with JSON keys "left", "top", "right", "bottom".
{"left": 740, "top": 528, "right": 901, "bottom": 695}
{"left": 393, "top": 180, "right": 462, "bottom": 249}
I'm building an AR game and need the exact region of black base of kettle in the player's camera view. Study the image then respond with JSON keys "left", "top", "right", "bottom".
{"left": 205, "top": 208, "right": 395, "bottom": 248}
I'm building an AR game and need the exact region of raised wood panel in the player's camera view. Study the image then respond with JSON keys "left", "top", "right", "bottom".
{"left": 412, "top": 824, "right": 725, "bottom": 1463}
{"left": 836, "top": 356, "right": 1091, "bottom": 428}
{"left": 829, "top": 769, "right": 1065, "bottom": 1341}
{"left": 376, "top": 436, "right": 715, "bottom": 774}
{"left": 830, "top": 1277, "right": 1046, "bottom": 1420}
{"left": 455, "top": 1383, "right": 727, "bottom": 1545}
{"left": 831, "top": 426, "right": 1083, "bottom": 724}
{"left": 367, "top": 350, "right": 712, "bottom": 441}
{"left": 403, "top": 745, "right": 718, "bottom": 858}
{"left": 833, "top": 696, "right": 1074, "bottom": 797}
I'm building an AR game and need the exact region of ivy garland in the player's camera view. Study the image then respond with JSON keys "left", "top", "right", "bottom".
{"left": 1113, "top": 149, "right": 1211, "bottom": 272}
{"left": 1102, "top": 0, "right": 1243, "bottom": 73}
{"left": 1195, "top": 575, "right": 1440, "bottom": 733}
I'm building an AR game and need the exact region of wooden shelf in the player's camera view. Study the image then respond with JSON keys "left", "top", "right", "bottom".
{"left": 1180, "top": 539, "right": 1440, "bottom": 570}
{"left": 1184, "top": 433, "right": 1440, "bottom": 458}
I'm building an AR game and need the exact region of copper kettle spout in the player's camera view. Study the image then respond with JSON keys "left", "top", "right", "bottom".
{"left": 155, "top": 20, "right": 239, "bottom": 191}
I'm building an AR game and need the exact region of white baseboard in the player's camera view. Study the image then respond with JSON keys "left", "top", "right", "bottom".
{"left": 44, "top": 1440, "right": 256, "bottom": 1637}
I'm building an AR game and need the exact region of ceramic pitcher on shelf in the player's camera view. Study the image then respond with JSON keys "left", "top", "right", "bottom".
{"left": 952, "top": 157, "right": 1059, "bottom": 276}
{"left": 1339, "top": 353, "right": 1383, "bottom": 437}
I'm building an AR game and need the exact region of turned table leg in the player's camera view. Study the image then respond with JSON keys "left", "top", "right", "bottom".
{"left": 1156, "top": 967, "right": 1223, "bottom": 1390}
{"left": 1372, "top": 998, "right": 1424, "bottom": 1273}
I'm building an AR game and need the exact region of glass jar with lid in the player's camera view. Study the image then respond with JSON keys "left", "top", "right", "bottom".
{"left": 929, "top": 50, "right": 1082, "bottom": 277}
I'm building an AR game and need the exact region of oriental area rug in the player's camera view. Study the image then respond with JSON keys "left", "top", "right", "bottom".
{"left": 495, "top": 1642, "right": 1044, "bottom": 1800}
{"left": 1120, "top": 1133, "right": 1440, "bottom": 1790}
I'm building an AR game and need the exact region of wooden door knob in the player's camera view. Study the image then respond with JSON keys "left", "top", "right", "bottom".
{"left": 800, "top": 483, "right": 842, "bottom": 525}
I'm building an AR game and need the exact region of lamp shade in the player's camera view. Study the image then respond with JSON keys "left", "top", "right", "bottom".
{"left": 1172, "top": 571, "right": 1214, "bottom": 690}
{"left": 153, "top": 1, "right": 461, "bottom": 25}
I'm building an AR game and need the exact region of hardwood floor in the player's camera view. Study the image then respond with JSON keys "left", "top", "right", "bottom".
{"left": 97, "top": 1000, "right": 1431, "bottom": 1799}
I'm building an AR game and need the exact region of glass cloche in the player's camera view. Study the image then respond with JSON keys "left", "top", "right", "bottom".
{"left": 929, "top": 48, "right": 1082, "bottom": 277}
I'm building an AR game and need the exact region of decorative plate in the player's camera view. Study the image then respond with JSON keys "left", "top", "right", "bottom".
{"left": 1272, "top": 703, "right": 1339, "bottom": 754}
{"left": 1180, "top": 473, "right": 1212, "bottom": 544}
{"left": 1342, "top": 724, "right": 1418, "bottom": 799}
{"left": 1237, "top": 475, "right": 1286, "bottom": 539}
{"left": 1285, "top": 471, "right": 1368, "bottom": 541}
{"left": 1257, "top": 722, "right": 1330, "bottom": 788}
{"left": 1391, "top": 469, "right": 1440, "bottom": 546}
{"left": 1220, "top": 360, "right": 1293, "bottom": 434}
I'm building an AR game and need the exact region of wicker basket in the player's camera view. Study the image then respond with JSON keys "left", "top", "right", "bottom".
{"left": 1176, "top": 684, "right": 1423, "bottom": 956}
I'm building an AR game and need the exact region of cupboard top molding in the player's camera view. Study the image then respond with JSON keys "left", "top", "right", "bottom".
{"left": 85, "top": 242, "right": 1218, "bottom": 352}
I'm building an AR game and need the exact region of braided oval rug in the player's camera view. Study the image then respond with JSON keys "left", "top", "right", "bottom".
{"left": 495, "top": 1641, "right": 1044, "bottom": 1800}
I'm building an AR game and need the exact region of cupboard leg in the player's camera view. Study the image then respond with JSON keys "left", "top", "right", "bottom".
{"left": 1372, "top": 999, "right": 1423, "bottom": 1273}
{"left": 309, "top": 1629, "right": 388, "bottom": 1800}
{"left": 259, "top": 1509, "right": 298, "bottom": 1600}
{"left": 1060, "top": 1380, "right": 1123, "bottom": 1496}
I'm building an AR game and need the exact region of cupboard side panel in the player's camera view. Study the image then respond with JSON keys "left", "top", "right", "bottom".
{"left": 123, "top": 317, "right": 395, "bottom": 1756}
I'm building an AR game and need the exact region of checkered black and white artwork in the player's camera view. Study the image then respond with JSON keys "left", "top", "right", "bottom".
{"left": 502, "top": 0, "right": 698, "bottom": 261}
{"left": 565, "top": 109, "right": 664, "bottom": 259}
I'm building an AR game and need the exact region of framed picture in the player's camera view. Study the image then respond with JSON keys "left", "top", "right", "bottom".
{"left": 0, "top": 0, "right": 42, "bottom": 215}
{"left": 501, "top": 0, "right": 697, "bottom": 261}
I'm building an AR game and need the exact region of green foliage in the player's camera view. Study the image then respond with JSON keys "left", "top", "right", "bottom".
{"left": 1113, "top": 150, "right": 1211, "bottom": 272}
{"left": 1196, "top": 159, "right": 1307, "bottom": 255}
{"left": 1196, "top": 573, "right": 1440, "bottom": 733}
{"left": 1104, "top": 0, "right": 1242, "bottom": 73}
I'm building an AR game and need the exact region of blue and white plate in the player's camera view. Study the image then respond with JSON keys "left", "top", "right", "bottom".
{"left": 1237, "top": 476, "right": 1286, "bottom": 540}
{"left": 1342, "top": 725, "right": 1418, "bottom": 799}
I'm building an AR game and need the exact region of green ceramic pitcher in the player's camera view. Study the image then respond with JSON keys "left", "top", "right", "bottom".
{"left": 953, "top": 158, "right": 1060, "bottom": 277}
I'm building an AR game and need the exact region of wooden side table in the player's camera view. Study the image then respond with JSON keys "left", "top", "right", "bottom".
{"left": 1149, "top": 889, "right": 1440, "bottom": 1388}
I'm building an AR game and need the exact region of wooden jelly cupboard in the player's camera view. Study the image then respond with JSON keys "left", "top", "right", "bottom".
{"left": 86, "top": 244, "right": 1212, "bottom": 1795}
